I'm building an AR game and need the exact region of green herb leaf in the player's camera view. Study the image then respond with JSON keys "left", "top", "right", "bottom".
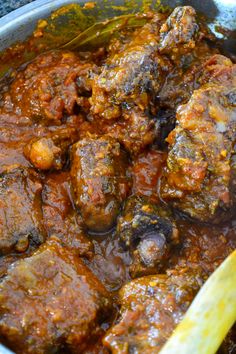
{"left": 62, "top": 13, "right": 150, "bottom": 51}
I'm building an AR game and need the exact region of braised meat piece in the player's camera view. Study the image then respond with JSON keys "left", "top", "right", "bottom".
{"left": 170, "top": 216, "right": 236, "bottom": 278}
{"left": 158, "top": 7, "right": 218, "bottom": 113}
{"left": 42, "top": 172, "right": 93, "bottom": 258}
{"left": 103, "top": 109, "right": 158, "bottom": 156}
{"left": 117, "top": 196, "right": 179, "bottom": 277}
{"left": 89, "top": 15, "right": 171, "bottom": 155}
{"left": 161, "top": 62, "right": 236, "bottom": 223}
{"left": 89, "top": 7, "right": 213, "bottom": 155}
{"left": 158, "top": 44, "right": 219, "bottom": 112}
{"left": 0, "top": 168, "right": 46, "bottom": 255}
{"left": 159, "top": 6, "right": 199, "bottom": 56}
{"left": 1, "top": 50, "right": 94, "bottom": 123}
{"left": 199, "top": 54, "right": 235, "bottom": 86}
{"left": 104, "top": 267, "right": 204, "bottom": 353}
{"left": 0, "top": 238, "right": 111, "bottom": 354}
{"left": 90, "top": 14, "right": 169, "bottom": 120}
{"left": 24, "top": 126, "right": 79, "bottom": 170}
{"left": 71, "top": 136, "right": 130, "bottom": 232}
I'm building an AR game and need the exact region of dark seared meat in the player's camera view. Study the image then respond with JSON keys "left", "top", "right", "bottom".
{"left": 78, "top": 108, "right": 158, "bottom": 156}
{"left": 159, "top": 6, "right": 199, "bottom": 56}
{"left": 0, "top": 168, "right": 46, "bottom": 255}
{"left": 88, "top": 7, "right": 216, "bottom": 155}
{"left": 103, "top": 109, "right": 159, "bottom": 156}
{"left": 117, "top": 196, "right": 179, "bottom": 277}
{"left": 161, "top": 60, "right": 236, "bottom": 223}
{"left": 158, "top": 7, "right": 218, "bottom": 112}
{"left": 158, "top": 53, "right": 232, "bottom": 112}
{"left": 71, "top": 136, "right": 130, "bottom": 232}
{"left": 0, "top": 238, "right": 111, "bottom": 354}
{"left": 103, "top": 267, "right": 204, "bottom": 353}
{"left": 88, "top": 15, "right": 171, "bottom": 155}
{"left": 167, "top": 217, "right": 236, "bottom": 281}
{"left": 199, "top": 54, "right": 234, "bottom": 86}
{"left": 24, "top": 126, "right": 79, "bottom": 170}
{"left": 0, "top": 50, "right": 94, "bottom": 124}
{"left": 158, "top": 43, "right": 219, "bottom": 112}
{"left": 42, "top": 172, "right": 93, "bottom": 258}
{"left": 90, "top": 14, "right": 169, "bottom": 120}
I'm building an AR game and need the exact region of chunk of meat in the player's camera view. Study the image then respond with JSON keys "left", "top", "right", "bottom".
{"left": 42, "top": 172, "right": 93, "bottom": 258}
{"left": 103, "top": 267, "right": 204, "bottom": 353}
{"left": 71, "top": 136, "right": 130, "bottom": 232}
{"left": 1, "top": 50, "right": 94, "bottom": 123}
{"left": 157, "top": 7, "right": 218, "bottom": 113}
{"left": 90, "top": 14, "right": 170, "bottom": 120}
{"left": 117, "top": 196, "right": 179, "bottom": 277}
{"left": 103, "top": 109, "right": 159, "bottom": 156}
{"left": 171, "top": 218, "right": 236, "bottom": 276}
{"left": 88, "top": 15, "right": 171, "bottom": 155}
{"left": 161, "top": 63, "right": 236, "bottom": 223}
{"left": 24, "top": 126, "right": 79, "bottom": 170}
{"left": 0, "top": 168, "right": 46, "bottom": 255}
{"left": 199, "top": 54, "right": 234, "bottom": 86}
{"left": 89, "top": 9, "right": 213, "bottom": 155}
{"left": 158, "top": 43, "right": 219, "bottom": 111}
{"left": 160, "top": 53, "right": 233, "bottom": 112}
{"left": 0, "top": 238, "right": 111, "bottom": 354}
{"left": 159, "top": 6, "right": 199, "bottom": 56}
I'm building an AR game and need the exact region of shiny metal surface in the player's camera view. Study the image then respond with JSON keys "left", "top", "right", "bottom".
{"left": 0, "top": 0, "right": 235, "bottom": 52}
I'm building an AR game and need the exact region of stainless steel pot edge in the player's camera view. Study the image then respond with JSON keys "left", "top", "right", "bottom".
{"left": 0, "top": 0, "right": 86, "bottom": 51}
{"left": 0, "top": 0, "right": 236, "bottom": 52}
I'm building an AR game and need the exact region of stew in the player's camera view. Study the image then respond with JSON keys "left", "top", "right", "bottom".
{"left": 0, "top": 5, "right": 235, "bottom": 354}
